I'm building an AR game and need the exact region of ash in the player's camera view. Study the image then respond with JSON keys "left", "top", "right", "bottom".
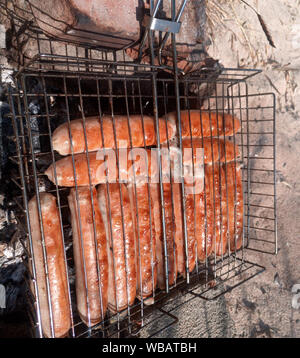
{"left": 0, "top": 61, "right": 29, "bottom": 333}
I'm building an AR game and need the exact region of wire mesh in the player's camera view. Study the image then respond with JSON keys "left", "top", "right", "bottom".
{"left": 6, "top": 61, "right": 277, "bottom": 338}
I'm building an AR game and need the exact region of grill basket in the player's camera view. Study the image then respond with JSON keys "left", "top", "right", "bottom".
{"left": 2, "top": 0, "right": 277, "bottom": 339}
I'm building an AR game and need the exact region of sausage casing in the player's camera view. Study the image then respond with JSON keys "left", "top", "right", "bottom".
{"left": 45, "top": 149, "right": 158, "bottom": 187}
{"left": 68, "top": 187, "right": 108, "bottom": 326}
{"left": 52, "top": 115, "right": 176, "bottom": 155}
{"left": 181, "top": 137, "right": 239, "bottom": 165}
{"left": 151, "top": 183, "right": 176, "bottom": 289}
{"left": 128, "top": 183, "right": 157, "bottom": 299}
{"left": 225, "top": 162, "right": 244, "bottom": 252}
{"left": 28, "top": 193, "right": 71, "bottom": 338}
{"left": 165, "top": 110, "right": 240, "bottom": 139}
{"left": 171, "top": 182, "right": 196, "bottom": 275}
{"left": 206, "top": 164, "right": 228, "bottom": 257}
{"left": 97, "top": 183, "right": 136, "bottom": 313}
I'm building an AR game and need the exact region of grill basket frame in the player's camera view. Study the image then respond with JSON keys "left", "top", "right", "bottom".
{"left": 6, "top": 61, "right": 277, "bottom": 338}
{"left": 1, "top": 0, "right": 277, "bottom": 339}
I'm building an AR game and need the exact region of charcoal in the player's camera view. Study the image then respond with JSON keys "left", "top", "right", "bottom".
{"left": 0, "top": 310, "right": 31, "bottom": 337}
{"left": 0, "top": 263, "right": 26, "bottom": 315}
{"left": 0, "top": 222, "right": 17, "bottom": 243}
{"left": 0, "top": 101, "right": 13, "bottom": 173}
{"left": 28, "top": 106, "right": 41, "bottom": 154}
{"left": 67, "top": 266, "right": 75, "bottom": 286}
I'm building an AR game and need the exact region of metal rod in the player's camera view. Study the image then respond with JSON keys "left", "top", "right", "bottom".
{"left": 158, "top": 0, "right": 188, "bottom": 65}
{"left": 171, "top": 0, "right": 190, "bottom": 282}
{"left": 8, "top": 87, "right": 44, "bottom": 338}
{"left": 148, "top": 7, "right": 170, "bottom": 293}
{"left": 20, "top": 76, "right": 56, "bottom": 338}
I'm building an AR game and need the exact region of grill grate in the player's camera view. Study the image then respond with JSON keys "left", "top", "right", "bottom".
{"left": 3, "top": 0, "right": 277, "bottom": 339}
{"left": 7, "top": 64, "right": 277, "bottom": 338}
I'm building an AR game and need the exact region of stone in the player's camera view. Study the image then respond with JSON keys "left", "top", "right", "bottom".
{"left": 29, "top": 0, "right": 141, "bottom": 49}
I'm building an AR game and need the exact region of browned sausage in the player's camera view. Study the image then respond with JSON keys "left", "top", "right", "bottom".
{"left": 68, "top": 187, "right": 108, "bottom": 326}
{"left": 97, "top": 183, "right": 136, "bottom": 313}
{"left": 165, "top": 110, "right": 240, "bottom": 139}
{"left": 171, "top": 183, "right": 184, "bottom": 275}
{"left": 206, "top": 164, "right": 229, "bottom": 257}
{"left": 52, "top": 115, "right": 176, "bottom": 155}
{"left": 180, "top": 137, "right": 239, "bottom": 259}
{"left": 164, "top": 145, "right": 196, "bottom": 276}
{"left": 194, "top": 175, "right": 214, "bottom": 263}
{"left": 171, "top": 182, "right": 196, "bottom": 275}
{"left": 224, "top": 162, "right": 244, "bottom": 252}
{"left": 181, "top": 137, "right": 239, "bottom": 165}
{"left": 45, "top": 149, "right": 158, "bottom": 187}
{"left": 151, "top": 183, "right": 176, "bottom": 290}
{"left": 128, "top": 183, "right": 157, "bottom": 299}
{"left": 150, "top": 183, "right": 164, "bottom": 290}
{"left": 28, "top": 193, "right": 71, "bottom": 338}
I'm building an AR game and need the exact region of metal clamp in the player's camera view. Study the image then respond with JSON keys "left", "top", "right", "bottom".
{"left": 143, "top": 15, "right": 181, "bottom": 33}
{"left": 138, "top": 0, "right": 188, "bottom": 65}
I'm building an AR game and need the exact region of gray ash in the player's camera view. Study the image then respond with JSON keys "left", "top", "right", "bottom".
{"left": 0, "top": 82, "right": 29, "bottom": 334}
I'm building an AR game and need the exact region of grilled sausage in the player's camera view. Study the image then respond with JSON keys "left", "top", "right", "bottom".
{"left": 171, "top": 182, "right": 196, "bottom": 275}
{"left": 52, "top": 115, "right": 176, "bottom": 155}
{"left": 165, "top": 110, "right": 240, "bottom": 139}
{"left": 97, "top": 184, "right": 136, "bottom": 313}
{"left": 224, "top": 162, "right": 244, "bottom": 252}
{"left": 128, "top": 183, "right": 157, "bottom": 300}
{"left": 181, "top": 137, "right": 239, "bottom": 165}
{"left": 151, "top": 183, "right": 176, "bottom": 290}
{"left": 163, "top": 145, "right": 197, "bottom": 276}
{"left": 28, "top": 193, "right": 71, "bottom": 338}
{"left": 195, "top": 189, "right": 214, "bottom": 262}
{"left": 171, "top": 183, "right": 185, "bottom": 275}
{"left": 180, "top": 137, "right": 239, "bottom": 259}
{"left": 45, "top": 149, "right": 158, "bottom": 187}
{"left": 206, "top": 164, "right": 229, "bottom": 257}
{"left": 150, "top": 183, "right": 164, "bottom": 290}
{"left": 68, "top": 187, "right": 108, "bottom": 326}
